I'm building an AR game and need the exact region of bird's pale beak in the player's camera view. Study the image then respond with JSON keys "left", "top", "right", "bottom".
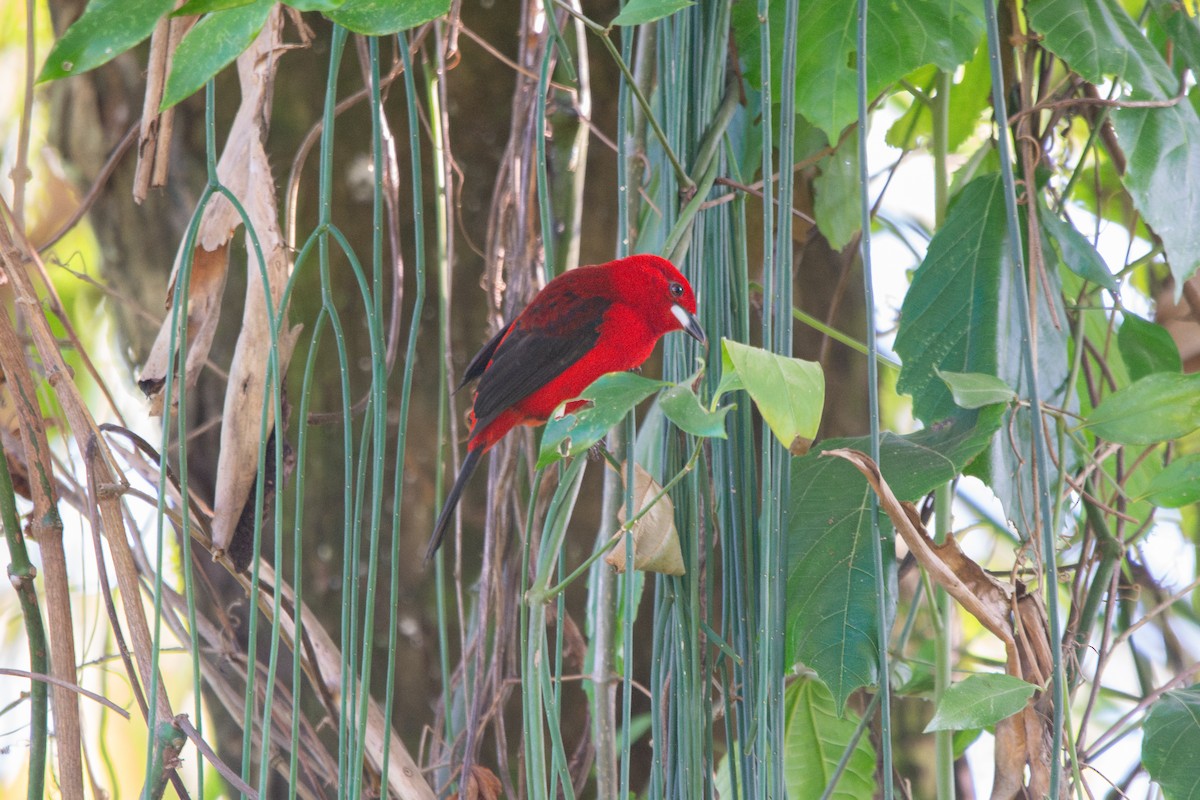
{"left": 672, "top": 304, "right": 707, "bottom": 347}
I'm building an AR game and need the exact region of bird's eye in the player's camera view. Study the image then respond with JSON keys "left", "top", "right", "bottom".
{"left": 669, "top": 281, "right": 684, "bottom": 299}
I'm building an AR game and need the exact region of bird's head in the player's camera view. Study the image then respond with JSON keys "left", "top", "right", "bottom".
{"left": 609, "top": 254, "right": 707, "bottom": 347}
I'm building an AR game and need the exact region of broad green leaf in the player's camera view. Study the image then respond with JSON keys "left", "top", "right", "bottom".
{"left": 1030, "top": 0, "right": 1200, "bottom": 289}
{"left": 1112, "top": 102, "right": 1200, "bottom": 289}
{"left": 161, "top": 0, "right": 273, "bottom": 110}
{"left": 813, "top": 129, "right": 860, "bottom": 251}
{"left": 1027, "top": 0, "right": 1175, "bottom": 94}
{"left": 611, "top": 0, "right": 695, "bottom": 27}
{"left": 788, "top": 406, "right": 1003, "bottom": 711}
{"left": 732, "top": 0, "right": 982, "bottom": 138}
{"left": 1142, "top": 686, "right": 1200, "bottom": 800}
{"left": 38, "top": 0, "right": 175, "bottom": 83}
{"left": 897, "top": 173, "right": 1077, "bottom": 533}
{"left": 658, "top": 384, "right": 730, "bottom": 439}
{"left": 924, "top": 674, "right": 1037, "bottom": 732}
{"left": 936, "top": 369, "right": 1016, "bottom": 409}
{"left": 782, "top": 677, "right": 876, "bottom": 800}
{"left": 536, "top": 372, "right": 667, "bottom": 469}
{"left": 1152, "top": 0, "right": 1200, "bottom": 75}
{"left": 1118, "top": 313, "right": 1182, "bottom": 381}
{"left": 722, "top": 339, "right": 824, "bottom": 455}
{"left": 1139, "top": 453, "right": 1200, "bottom": 508}
{"left": 286, "top": 0, "right": 347, "bottom": 10}
{"left": 1083, "top": 372, "right": 1200, "bottom": 445}
{"left": 175, "top": 0, "right": 256, "bottom": 15}
{"left": 896, "top": 174, "right": 1005, "bottom": 423}
{"left": 712, "top": 741, "right": 740, "bottom": 800}
{"left": 1037, "top": 203, "right": 1118, "bottom": 292}
{"left": 325, "top": 0, "right": 449, "bottom": 35}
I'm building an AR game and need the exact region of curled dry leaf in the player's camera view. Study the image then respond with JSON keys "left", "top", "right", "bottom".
{"left": 137, "top": 241, "right": 230, "bottom": 412}
{"left": 822, "top": 448, "right": 1060, "bottom": 800}
{"left": 604, "top": 461, "right": 685, "bottom": 576}
{"left": 465, "top": 764, "right": 503, "bottom": 800}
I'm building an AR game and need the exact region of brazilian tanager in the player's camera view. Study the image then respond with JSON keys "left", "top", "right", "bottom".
{"left": 426, "top": 254, "right": 705, "bottom": 559}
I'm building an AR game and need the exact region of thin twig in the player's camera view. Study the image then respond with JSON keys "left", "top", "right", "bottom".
{"left": 12, "top": 0, "right": 36, "bottom": 230}
{"left": 36, "top": 123, "right": 139, "bottom": 253}
{"left": 175, "top": 715, "right": 260, "bottom": 799}
{"left": 0, "top": 668, "right": 132, "bottom": 719}
{"left": 1009, "top": 74, "right": 1188, "bottom": 125}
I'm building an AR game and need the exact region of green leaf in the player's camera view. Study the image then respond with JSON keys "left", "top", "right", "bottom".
{"left": 896, "top": 172, "right": 1078, "bottom": 530}
{"left": 536, "top": 372, "right": 667, "bottom": 469}
{"left": 1118, "top": 313, "right": 1182, "bottom": 381}
{"left": 722, "top": 339, "right": 824, "bottom": 456}
{"left": 611, "top": 0, "right": 695, "bottom": 26}
{"left": 160, "top": 0, "right": 273, "bottom": 110}
{"left": 1027, "top": 0, "right": 1176, "bottom": 95}
{"left": 1143, "top": 686, "right": 1200, "bottom": 800}
{"left": 658, "top": 384, "right": 730, "bottom": 439}
{"left": 1037, "top": 203, "right": 1118, "bottom": 292}
{"left": 1152, "top": 0, "right": 1200, "bottom": 75}
{"left": 732, "top": 0, "right": 983, "bottom": 138}
{"left": 325, "top": 0, "right": 449, "bottom": 35}
{"left": 38, "top": 0, "right": 175, "bottom": 83}
{"left": 936, "top": 369, "right": 1017, "bottom": 409}
{"left": 813, "top": 129, "right": 860, "bottom": 251}
{"left": 1112, "top": 102, "right": 1200, "bottom": 289}
{"left": 1139, "top": 453, "right": 1200, "bottom": 508}
{"left": 783, "top": 677, "right": 876, "bottom": 800}
{"left": 1083, "top": 372, "right": 1200, "bottom": 445}
{"left": 286, "top": 0, "right": 347, "bottom": 10}
{"left": 1029, "top": 0, "right": 1200, "bottom": 288}
{"left": 953, "top": 728, "right": 982, "bottom": 759}
{"left": 175, "top": 0, "right": 256, "bottom": 15}
{"left": 924, "top": 674, "right": 1037, "bottom": 732}
{"left": 896, "top": 174, "right": 1006, "bottom": 423}
{"left": 788, "top": 405, "right": 1003, "bottom": 711}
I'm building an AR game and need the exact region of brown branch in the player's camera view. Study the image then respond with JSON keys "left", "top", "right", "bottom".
{"left": 1008, "top": 74, "right": 1189, "bottom": 126}
{"left": 0, "top": 235, "right": 84, "bottom": 800}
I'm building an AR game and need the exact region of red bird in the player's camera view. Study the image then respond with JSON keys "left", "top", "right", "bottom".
{"left": 426, "top": 254, "right": 706, "bottom": 559}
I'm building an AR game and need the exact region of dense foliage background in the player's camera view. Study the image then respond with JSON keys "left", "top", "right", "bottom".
{"left": 1, "top": 0, "right": 1200, "bottom": 798}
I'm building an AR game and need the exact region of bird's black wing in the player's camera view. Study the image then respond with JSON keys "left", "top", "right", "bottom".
{"left": 458, "top": 320, "right": 513, "bottom": 391}
{"left": 470, "top": 292, "right": 611, "bottom": 434}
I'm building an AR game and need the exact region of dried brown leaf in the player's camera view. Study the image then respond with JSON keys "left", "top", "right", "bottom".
{"left": 466, "top": 764, "right": 503, "bottom": 800}
{"left": 604, "top": 462, "right": 685, "bottom": 576}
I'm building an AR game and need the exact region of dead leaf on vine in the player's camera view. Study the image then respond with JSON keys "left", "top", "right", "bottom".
{"left": 604, "top": 461, "right": 685, "bottom": 576}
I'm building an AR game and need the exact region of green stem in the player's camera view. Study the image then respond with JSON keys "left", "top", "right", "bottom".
{"left": 983, "top": 1, "right": 1066, "bottom": 792}
{"left": 554, "top": 2, "right": 693, "bottom": 191}
{"left": 143, "top": 721, "right": 186, "bottom": 800}
{"left": 855, "top": 0, "right": 893, "bottom": 794}
{"left": 933, "top": 485, "right": 955, "bottom": 800}
{"left": 0, "top": 434, "right": 47, "bottom": 800}
{"left": 931, "top": 67, "right": 955, "bottom": 800}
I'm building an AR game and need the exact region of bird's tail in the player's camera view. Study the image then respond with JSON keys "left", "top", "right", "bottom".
{"left": 425, "top": 447, "right": 483, "bottom": 562}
